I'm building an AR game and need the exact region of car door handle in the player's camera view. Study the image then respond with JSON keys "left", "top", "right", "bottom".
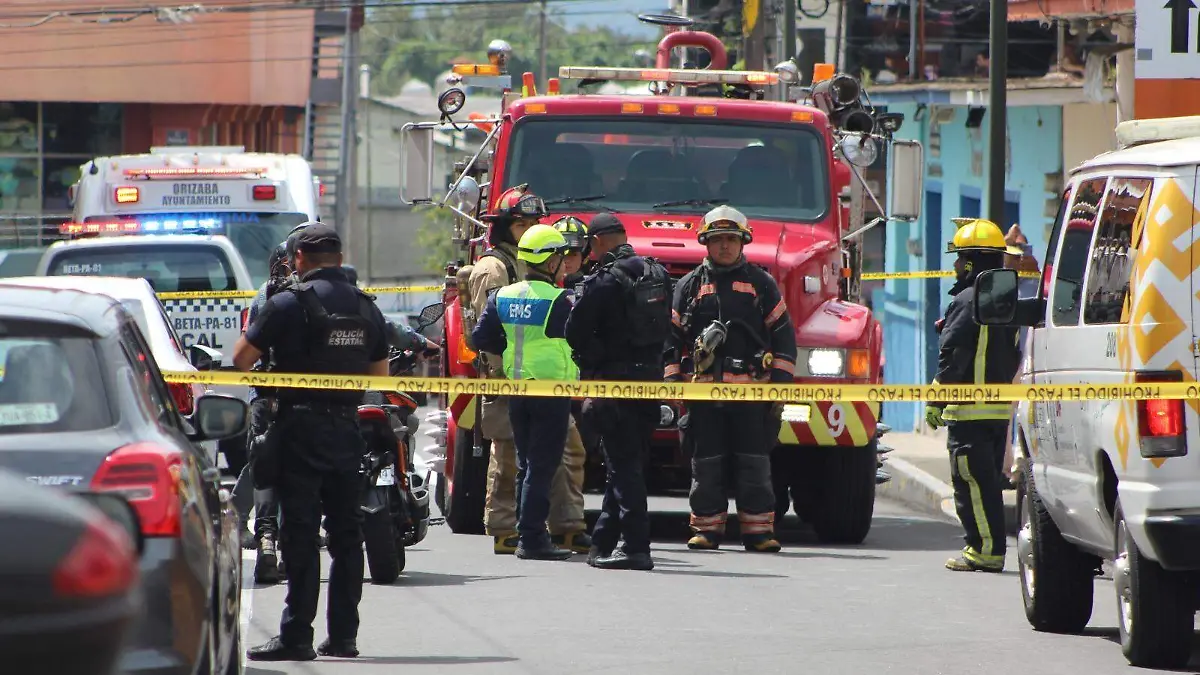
{"left": 201, "top": 467, "right": 222, "bottom": 483}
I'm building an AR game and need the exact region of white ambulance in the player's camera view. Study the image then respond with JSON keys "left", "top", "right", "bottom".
{"left": 974, "top": 115, "right": 1200, "bottom": 670}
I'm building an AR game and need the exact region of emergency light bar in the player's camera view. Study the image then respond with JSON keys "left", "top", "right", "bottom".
{"left": 558, "top": 66, "right": 779, "bottom": 86}
{"left": 1115, "top": 115, "right": 1200, "bottom": 149}
{"left": 122, "top": 167, "right": 268, "bottom": 179}
{"left": 60, "top": 215, "right": 229, "bottom": 235}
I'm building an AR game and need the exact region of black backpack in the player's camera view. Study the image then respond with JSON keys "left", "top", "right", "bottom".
{"left": 608, "top": 256, "right": 672, "bottom": 348}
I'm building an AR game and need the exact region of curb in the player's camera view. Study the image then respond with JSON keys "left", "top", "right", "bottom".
{"left": 879, "top": 456, "right": 1019, "bottom": 536}
{"left": 878, "top": 456, "right": 960, "bottom": 523}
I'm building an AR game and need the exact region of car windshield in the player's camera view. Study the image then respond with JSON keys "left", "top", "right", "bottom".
{"left": 504, "top": 117, "right": 829, "bottom": 221}
{"left": 48, "top": 244, "right": 238, "bottom": 294}
{"left": 80, "top": 211, "right": 309, "bottom": 287}
{"left": 0, "top": 322, "right": 112, "bottom": 433}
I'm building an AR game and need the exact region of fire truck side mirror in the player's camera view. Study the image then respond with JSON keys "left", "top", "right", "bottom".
{"left": 400, "top": 124, "right": 436, "bottom": 205}
{"left": 449, "top": 176, "right": 482, "bottom": 214}
{"left": 887, "top": 139, "right": 924, "bottom": 222}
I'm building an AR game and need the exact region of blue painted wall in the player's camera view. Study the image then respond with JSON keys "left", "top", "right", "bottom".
{"left": 878, "top": 102, "right": 1062, "bottom": 430}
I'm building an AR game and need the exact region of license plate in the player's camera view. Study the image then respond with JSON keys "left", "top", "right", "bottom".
{"left": 376, "top": 466, "right": 396, "bottom": 486}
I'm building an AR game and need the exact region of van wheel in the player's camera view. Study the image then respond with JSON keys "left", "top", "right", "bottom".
{"left": 445, "top": 427, "right": 487, "bottom": 535}
{"left": 1113, "top": 501, "right": 1194, "bottom": 669}
{"left": 805, "top": 443, "right": 876, "bottom": 544}
{"left": 1018, "top": 464, "right": 1095, "bottom": 632}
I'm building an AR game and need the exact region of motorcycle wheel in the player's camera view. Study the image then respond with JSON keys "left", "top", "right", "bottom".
{"left": 363, "top": 510, "right": 400, "bottom": 584}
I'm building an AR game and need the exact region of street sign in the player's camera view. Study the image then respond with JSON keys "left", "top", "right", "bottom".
{"left": 1136, "top": 0, "right": 1200, "bottom": 78}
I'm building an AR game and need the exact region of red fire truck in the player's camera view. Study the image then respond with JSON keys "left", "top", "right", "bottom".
{"left": 403, "top": 19, "right": 924, "bottom": 545}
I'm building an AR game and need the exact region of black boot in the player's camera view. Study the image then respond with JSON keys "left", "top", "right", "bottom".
{"left": 246, "top": 636, "right": 316, "bottom": 662}
{"left": 317, "top": 638, "right": 359, "bottom": 658}
{"left": 254, "top": 534, "right": 280, "bottom": 584}
{"left": 515, "top": 541, "right": 572, "bottom": 560}
{"left": 593, "top": 549, "right": 654, "bottom": 571}
{"left": 586, "top": 544, "right": 612, "bottom": 567}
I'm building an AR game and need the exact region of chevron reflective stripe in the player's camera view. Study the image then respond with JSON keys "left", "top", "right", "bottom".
{"left": 777, "top": 400, "right": 879, "bottom": 447}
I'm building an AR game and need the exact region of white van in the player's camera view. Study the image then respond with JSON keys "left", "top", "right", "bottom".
{"left": 973, "top": 115, "right": 1200, "bottom": 670}
{"left": 65, "top": 146, "right": 320, "bottom": 287}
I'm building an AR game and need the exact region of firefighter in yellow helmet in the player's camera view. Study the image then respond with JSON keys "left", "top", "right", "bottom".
{"left": 665, "top": 205, "right": 798, "bottom": 552}
{"left": 927, "top": 217, "right": 1021, "bottom": 573}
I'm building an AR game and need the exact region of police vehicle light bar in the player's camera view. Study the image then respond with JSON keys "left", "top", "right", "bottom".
{"left": 1115, "top": 115, "right": 1200, "bottom": 149}
{"left": 122, "top": 167, "right": 268, "bottom": 179}
{"left": 558, "top": 66, "right": 779, "bottom": 86}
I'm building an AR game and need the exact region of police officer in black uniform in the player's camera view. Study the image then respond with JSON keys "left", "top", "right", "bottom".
{"left": 565, "top": 213, "right": 670, "bottom": 570}
{"left": 235, "top": 223, "right": 389, "bottom": 661}
{"left": 665, "top": 206, "right": 798, "bottom": 552}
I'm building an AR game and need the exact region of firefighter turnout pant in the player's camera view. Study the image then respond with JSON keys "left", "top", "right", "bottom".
{"left": 484, "top": 420, "right": 587, "bottom": 537}
{"left": 687, "top": 401, "right": 776, "bottom": 537}
{"left": 947, "top": 420, "right": 1008, "bottom": 567}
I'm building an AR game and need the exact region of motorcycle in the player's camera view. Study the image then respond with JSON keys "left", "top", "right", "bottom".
{"left": 357, "top": 303, "right": 443, "bottom": 584}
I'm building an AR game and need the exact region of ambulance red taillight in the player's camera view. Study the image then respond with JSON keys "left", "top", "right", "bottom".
{"left": 1135, "top": 370, "right": 1187, "bottom": 459}
{"left": 240, "top": 307, "right": 250, "bottom": 332}
{"left": 253, "top": 185, "right": 277, "bottom": 201}
{"left": 114, "top": 186, "right": 139, "bottom": 204}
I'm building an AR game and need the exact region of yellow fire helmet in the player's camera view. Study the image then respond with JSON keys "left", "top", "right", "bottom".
{"left": 698, "top": 205, "right": 753, "bottom": 245}
{"left": 946, "top": 217, "right": 1006, "bottom": 254}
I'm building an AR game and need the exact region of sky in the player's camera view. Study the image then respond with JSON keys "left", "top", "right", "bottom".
{"left": 558, "top": 0, "right": 673, "bottom": 37}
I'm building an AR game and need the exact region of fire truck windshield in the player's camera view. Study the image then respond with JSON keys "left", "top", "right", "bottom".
{"left": 505, "top": 118, "right": 828, "bottom": 222}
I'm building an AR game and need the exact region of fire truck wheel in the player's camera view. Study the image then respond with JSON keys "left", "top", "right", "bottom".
{"left": 805, "top": 441, "right": 877, "bottom": 544}
{"left": 445, "top": 426, "right": 487, "bottom": 535}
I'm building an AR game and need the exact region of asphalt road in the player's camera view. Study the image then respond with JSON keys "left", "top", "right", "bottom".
{"left": 237, "top": 490, "right": 1200, "bottom": 675}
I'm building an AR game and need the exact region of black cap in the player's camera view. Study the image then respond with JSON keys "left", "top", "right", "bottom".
{"left": 588, "top": 213, "right": 625, "bottom": 237}
{"left": 295, "top": 222, "right": 342, "bottom": 253}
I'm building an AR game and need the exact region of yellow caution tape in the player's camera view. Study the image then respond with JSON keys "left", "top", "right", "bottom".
{"left": 861, "top": 270, "right": 1040, "bottom": 281}
{"left": 155, "top": 285, "right": 443, "bottom": 301}
{"left": 161, "top": 370, "right": 1200, "bottom": 403}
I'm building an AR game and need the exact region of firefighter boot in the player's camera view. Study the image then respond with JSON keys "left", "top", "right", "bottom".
{"left": 687, "top": 532, "right": 721, "bottom": 550}
{"left": 551, "top": 531, "right": 594, "bottom": 554}
{"left": 742, "top": 533, "right": 782, "bottom": 553}
{"left": 493, "top": 532, "right": 519, "bottom": 555}
{"left": 738, "top": 511, "right": 781, "bottom": 552}
{"left": 254, "top": 534, "right": 281, "bottom": 584}
{"left": 945, "top": 547, "right": 1004, "bottom": 573}
{"left": 687, "top": 512, "right": 726, "bottom": 550}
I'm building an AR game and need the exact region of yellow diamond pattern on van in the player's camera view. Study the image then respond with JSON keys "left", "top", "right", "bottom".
{"left": 1137, "top": 178, "right": 1200, "bottom": 281}
{"left": 1129, "top": 283, "right": 1186, "bottom": 364}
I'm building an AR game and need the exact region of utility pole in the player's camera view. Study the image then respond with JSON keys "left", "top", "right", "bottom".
{"left": 986, "top": 0, "right": 1007, "bottom": 226}
{"left": 538, "top": 0, "right": 548, "bottom": 89}
{"left": 783, "top": 0, "right": 797, "bottom": 62}
{"left": 361, "top": 64, "right": 373, "bottom": 283}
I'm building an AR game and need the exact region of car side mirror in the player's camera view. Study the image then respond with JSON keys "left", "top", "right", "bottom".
{"left": 974, "top": 269, "right": 1022, "bottom": 325}
{"left": 188, "top": 394, "right": 249, "bottom": 442}
{"left": 188, "top": 344, "right": 222, "bottom": 371}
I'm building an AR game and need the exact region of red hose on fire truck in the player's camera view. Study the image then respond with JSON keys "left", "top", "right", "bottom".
{"left": 400, "top": 16, "right": 925, "bottom": 544}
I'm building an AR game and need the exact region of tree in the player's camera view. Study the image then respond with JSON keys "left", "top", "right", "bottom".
{"left": 361, "top": 4, "right": 658, "bottom": 96}
{"left": 413, "top": 205, "right": 463, "bottom": 275}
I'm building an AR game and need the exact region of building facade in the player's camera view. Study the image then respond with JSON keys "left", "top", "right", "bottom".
{"left": 0, "top": 0, "right": 356, "bottom": 240}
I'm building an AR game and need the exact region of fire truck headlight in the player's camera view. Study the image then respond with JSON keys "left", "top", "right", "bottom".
{"left": 806, "top": 348, "right": 845, "bottom": 377}
{"left": 772, "top": 59, "right": 801, "bottom": 85}
{"left": 438, "top": 88, "right": 467, "bottom": 117}
{"left": 839, "top": 134, "right": 878, "bottom": 168}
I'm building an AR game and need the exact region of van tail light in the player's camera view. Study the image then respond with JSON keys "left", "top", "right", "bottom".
{"left": 53, "top": 517, "right": 139, "bottom": 598}
{"left": 90, "top": 443, "right": 183, "bottom": 537}
{"left": 240, "top": 307, "right": 250, "bottom": 332}
{"left": 168, "top": 382, "right": 194, "bottom": 415}
{"left": 1135, "top": 370, "right": 1187, "bottom": 459}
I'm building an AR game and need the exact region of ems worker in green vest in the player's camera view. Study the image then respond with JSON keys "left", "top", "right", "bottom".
{"left": 472, "top": 224, "right": 579, "bottom": 561}
{"left": 925, "top": 217, "right": 1020, "bottom": 573}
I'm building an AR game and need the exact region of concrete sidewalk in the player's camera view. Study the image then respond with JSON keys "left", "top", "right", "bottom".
{"left": 876, "top": 428, "right": 1019, "bottom": 535}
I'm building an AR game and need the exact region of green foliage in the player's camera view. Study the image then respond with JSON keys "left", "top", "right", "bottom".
{"left": 361, "top": 4, "right": 659, "bottom": 95}
{"left": 414, "top": 205, "right": 462, "bottom": 275}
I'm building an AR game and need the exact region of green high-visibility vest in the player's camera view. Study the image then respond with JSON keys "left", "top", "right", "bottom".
{"left": 496, "top": 280, "right": 579, "bottom": 381}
